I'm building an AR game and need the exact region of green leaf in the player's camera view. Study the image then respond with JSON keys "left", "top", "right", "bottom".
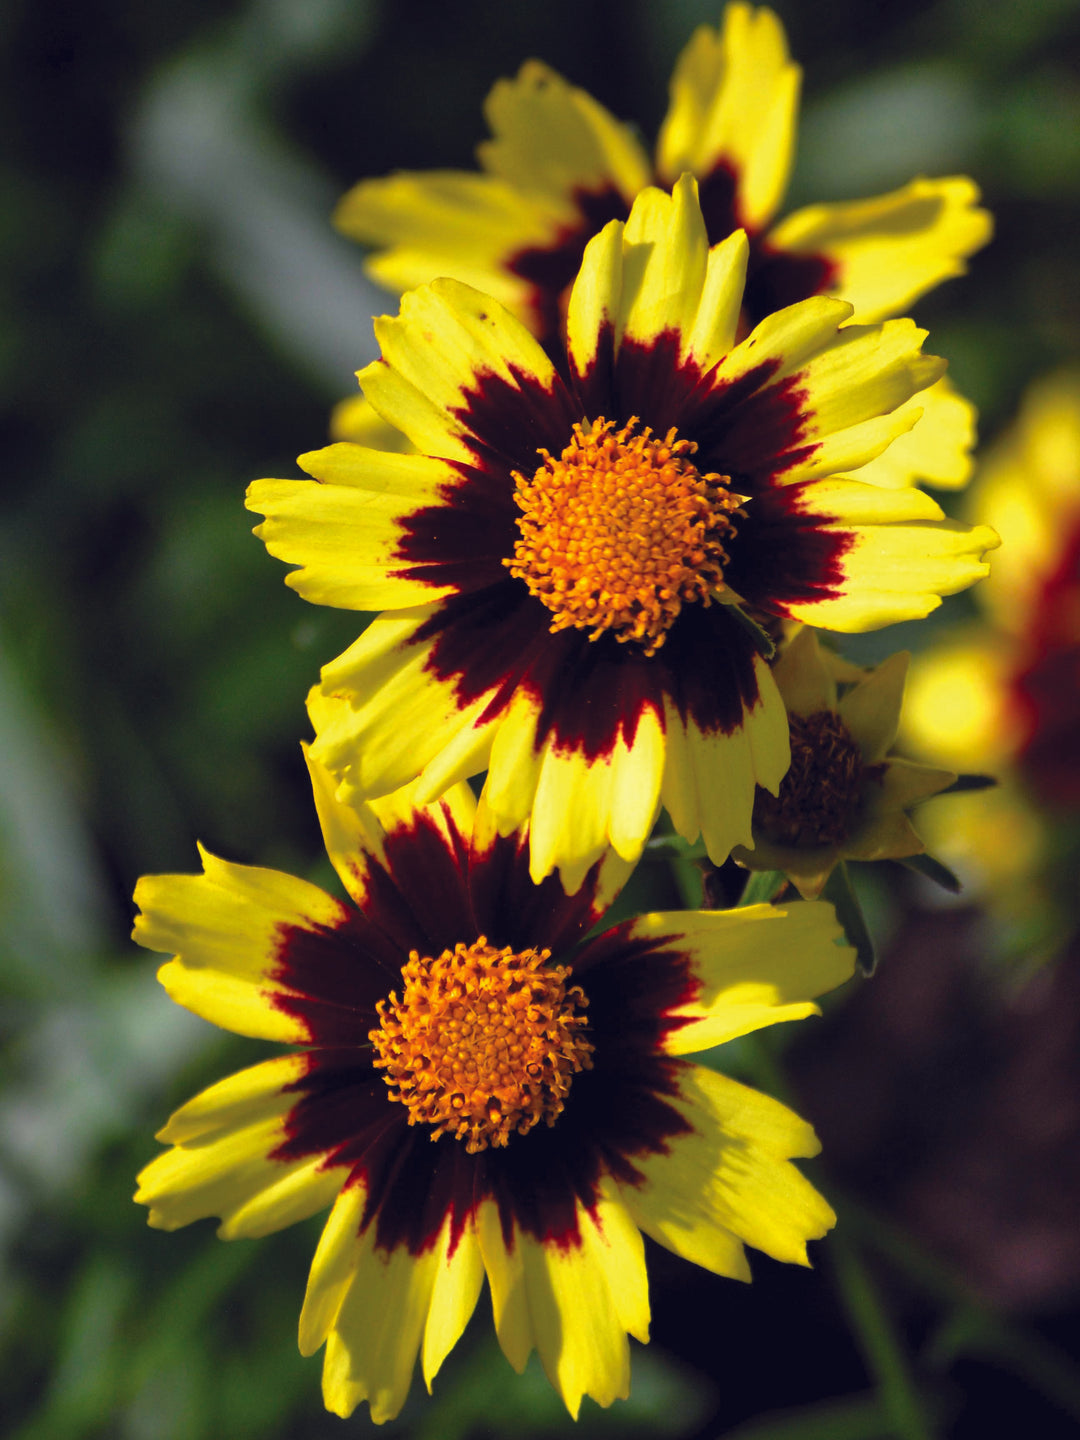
{"left": 823, "top": 862, "right": 876, "bottom": 974}
{"left": 737, "top": 868, "right": 788, "bottom": 906}
{"left": 936, "top": 772, "right": 998, "bottom": 795}
{"left": 723, "top": 601, "right": 777, "bottom": 661}
{"left": 900, "top": 852, "right": 963, "bottom": 894}
{"left": 643, "top": 834, "right": 707, "bottom": 861}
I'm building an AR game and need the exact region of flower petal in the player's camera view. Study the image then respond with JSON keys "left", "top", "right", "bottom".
{"left": 620, "top": 175, "right": 710, "bottom": 351}
{"left": 319, "top": 1219, "right": 444, "bottom": 1422}
{"left": 656, "top": 4, "right": 800, "bottom": 232}
{"left": 421, "top": 1224, "right": 487, "bottom": 1390}
{"left": 686, "top": 228, "right": 751, "bottom": 371}
{"left": 329, "top": 394, "right": 415, "bottom": 451}
{"left": 314, "top": 608, "right": 501, "bottom": 803}
{"left": 767, "top": 176, "right": 993, "bottom": 323}
{"left": 302, "top": 718, "right": 477, "bottom": 909}
{"left": 361, "top": 279, "right": 559, "bottom": 461}
{"left": 527, "top": 704, "right": 666, "bottom": 889}
{"left": 837, "top": 650, "right": 909, "bottom": 762}
{"left": 770, "top": 624, "right": 837, "bottom": 715}
{"left": 246, "top": 459, "right": 461, "bottom": 611}
{"left": 135, "top": 1057, "right": 345, "bottom": 1238}
{"left": 477, "top": 1191, "right": 646, "bottom": 1419}
{"left": 863, "top": 757, "right": 957, "bottom": 818}
{"left": 627, "top": 1064, "right": 835, "bottom": 1269}
{"left": 480, "top": 60, "right": 651, "bottom": 204}
{"left": 335, "top": 168, "right": 568, "bottom": 320}
{"left": 134, "top": 851, "right": 353, "bottom": 1042}
{"left": 624, "top": 900, "right": 854, "bottom": 1055}
{"left": 744, "top": 477, "right": 999, "bottom": 631}
{"left": 851, "top": 378, "right": 976, "bottom": 491}
{"left": 661, "top": 654, "right": 789, "bottom": 864}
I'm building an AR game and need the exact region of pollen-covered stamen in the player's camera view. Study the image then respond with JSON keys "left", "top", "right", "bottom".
{"left": 506, "top": 417, "right": 742, "bottom": 656}
{"left": 754, "top": 710, "right": 866, "bottom": 847}
{"left": 369, "top": 937, "right": 593, "bottom": 1154}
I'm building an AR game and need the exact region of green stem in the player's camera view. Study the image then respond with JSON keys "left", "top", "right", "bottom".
{"left": 830, "top": 1234, "right": 935, "bottom": 1440}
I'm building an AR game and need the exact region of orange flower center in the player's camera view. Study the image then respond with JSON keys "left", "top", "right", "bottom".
{"left": 505, "top": 417, "right": 742, "bottom": 656}
{"left": 369, "top": 937, "right": 593, "bottom": 1154}
{"left": 754, "top": 710, "right": 865, "bottom": 847}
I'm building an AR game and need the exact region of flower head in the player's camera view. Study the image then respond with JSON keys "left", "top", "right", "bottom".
{"left": 735, "top": 627, "right": 956, "bottom": 898}
{"left": 902, "top": 371, "right": 1080, "bottom": 916}
{"left": 249, "top": 178, "right": 997, "bottom": 888}
{"left": 133, "top": 733, "right": 855, "bottom": 1423}
{"left": 334, "top": 3, "right": 991, "bottom": 490}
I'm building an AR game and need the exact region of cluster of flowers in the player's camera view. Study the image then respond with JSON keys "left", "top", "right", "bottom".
{"left": 132, "top": 7, "right": 1001, "bottom": 1425}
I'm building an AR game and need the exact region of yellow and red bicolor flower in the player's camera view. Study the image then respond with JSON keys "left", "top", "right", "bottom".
{"left": 248, "top": 179, "right": 997, "bottom": 889}
{"left": 902, "top": 371, "right": 1080, "bottom": 912}
{"left": 333, "top": 2, "right": 990, "bottom": 491}
{"left": 133, "top": 738, "right": 855, "bottom": 1424}
{"left": 734, "top": 627, "right": 956, "bottom": 898}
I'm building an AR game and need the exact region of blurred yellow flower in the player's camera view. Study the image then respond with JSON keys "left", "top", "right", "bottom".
{"left": 902, "top": 372, "right": 1080, "bottom": 928}
{"left": 333, "top": 3, "right": 990, "bottom": 492}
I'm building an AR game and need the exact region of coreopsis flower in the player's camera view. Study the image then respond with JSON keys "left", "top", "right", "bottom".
{"left": 334, "top": 2, "right": 990, "bottom": 491}
{"left": 133, "top": 736, "right": 855, "bottom": 1423}
{"left": 248, "top": 177, "right": 997, "bottom": 888}
{"left": 903, "top": 372, "right": 1080, "bottom": 914}
{"left": 733, "top": 627, "right": 955, "bottom": 898}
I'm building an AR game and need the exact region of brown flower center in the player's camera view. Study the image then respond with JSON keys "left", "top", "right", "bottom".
{"left": 369, "top": 937, "right": 593, "bottom": 1153}
{"left": 505, "top": 416, "right": 742, "bottom": 656}
{"left": 755, "top": 710, "right": 865, "bottom": 847}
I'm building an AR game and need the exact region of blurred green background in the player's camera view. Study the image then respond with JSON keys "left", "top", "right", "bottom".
{"left": 2, "top": 1, "right": 1080, "bottom": 1436}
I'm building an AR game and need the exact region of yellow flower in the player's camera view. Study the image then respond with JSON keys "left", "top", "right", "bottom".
{"left": 334, "top": 3, "right": 991, "bottom": 491}
{"left": 734, "top": 627, "right": 955, "bottom": 898}
{"left": 902, "top": 371, "right": 1080, "bottom": 912}
{"left": 133, "top": 733, "right": 854, "bottom": 1424}
{"left": 247, "top": 179, "right": 997, "bottom": 890}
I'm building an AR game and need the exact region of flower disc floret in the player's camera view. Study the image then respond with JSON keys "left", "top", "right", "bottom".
{"left": 505, "top": 417, "right": 742, "bottom": 656}
{"left": 755, "top": 710, "right": 866, "bottom": 847}
{"left": 369, "top": 936, "right": 593, "bottom": 1153}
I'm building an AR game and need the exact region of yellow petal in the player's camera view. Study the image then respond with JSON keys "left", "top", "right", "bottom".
{"left": 785, "top": 502, "right": 999, "bottom": 632}
{"left": 329, "top": 395, "right": 415, "bottom": 451}
{"left": 768, "top": 176, "right": 993, "bottom": 323}
{"left": 246, "top": 445, "right": 459, "bottom": 611}
{"left": 862, "top": 757, "right": 957, "bottom": 818}
{"left": 134, "top": 851, "right": 350, "bottom": 1042}
{"left": 335, "top": 168, "right": 567, "bottom": 323}
{"left": 630, "top": 1064, "right": 835, "bottom": 1268}
{"left": 852, "top": 378, "right": 976, "bottom": 490}
{"left": 566, "top": 219, "right": 625, "bottom": 381}
{"left": 313, "top": 609, "right": 500, "bottom": 803}
{"left": 837, "top": 650, "right": 909, "bottom": 762}
{"left": 527, "top": 705, "right": 666, "bottom": 890}
{"left": 685, "top": 229, "right": 750, "bottom": 371}
{"left": 711, "top": 295, "right": 853, "bottom": 391}
{"left": 135, "top": 1057, "right": 344, "bottom": 1238}
{"left": 777, "top": 319, "right": 945, "bottom": 443}
{"left": 770, "top": 625, "right": 837, "bottom": 715}
{"left": 480, "top": 60, "right": 650, "bottom": 204}
{"left": 476, "top": 1198, "right": 531, "bottom": 1373}
{"left": 620, "top": 176, "right": 709, "bottom": 351}
{"left": 364, "top": 279, "right": 557, "bottom": 458}
{"left": 661, "top": 656, "right": 789, "bottom": 865}
{"left": 656, "top": 4, "right": 800, "bottom": 231}
{"left": 482, "top": 1189, "right": 647, "bottom": 1419}
{"left": 320, "top": 1225, "right": 443, "bottom": 1422}
{"left": 628, "top": 900, "right": 854, "bottom": 1054}
{"left": 515, "top": 1211, "right": 634, "bottom": 1417}
{"left": 732, "top": 838, "right": 839, "bottom": 901}
{"left": 421, "top": 1224, "right": 486, "bottom": 1391}
{"left": 300, "top": 1183, "right": 368, "bottom": 1357}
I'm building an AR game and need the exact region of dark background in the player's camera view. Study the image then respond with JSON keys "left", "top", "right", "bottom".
{"left": 2, "top": 1, "right": 1080, "bottom": 1436}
